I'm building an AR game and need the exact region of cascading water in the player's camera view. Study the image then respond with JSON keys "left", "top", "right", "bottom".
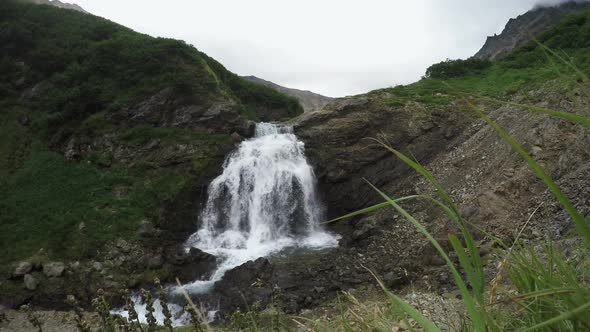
{"left": 183, "top": 122, "right": 339, "bottom": 293}
{"left": 116, "top": 122, "right": 338, "bottom": 326}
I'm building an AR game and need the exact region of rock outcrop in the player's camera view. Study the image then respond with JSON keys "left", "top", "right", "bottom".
{"left": 295, "top": 93, "right": 470, "bottom": 219}
{"left": 475, "top": 1, "right": 590, "bottom": 60}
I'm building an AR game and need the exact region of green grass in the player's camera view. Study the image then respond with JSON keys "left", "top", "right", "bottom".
{"left": 0, "top": 0, "right": 300, "bottom": 267}
{"left": 0, "top": 108, "right": 209, "bottom": 265}
{"left": 0, "top": 0, "right": 301, "bottom": 135}
{"left": 119, "top": 126, "right": 230, "bottom": 146}
{"left": 372, "top": 8, "right": 590, "bottom": 110}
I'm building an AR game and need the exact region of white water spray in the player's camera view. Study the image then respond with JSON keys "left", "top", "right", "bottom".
{"left": 183, "top": 122, "right": 339, "bottom": 293}
{"left": 116, "top": 123, "right": 338, "bottom": 326}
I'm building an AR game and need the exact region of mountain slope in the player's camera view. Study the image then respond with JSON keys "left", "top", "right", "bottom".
{"left": 475, "top": 0, "right": 590, "bottom": 60}
{"left": 0, "top": 0, "right": 302, "bottom": 308}
{"left": 242, "top": 75, "right": 333, "bottom": 112}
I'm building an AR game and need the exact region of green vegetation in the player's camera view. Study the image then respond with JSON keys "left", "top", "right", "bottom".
{"left": 425, "top": 57, "right": 492, "bottom": 79}
{"left": 0, "top": 0, "right": 301, "bottom": 129}
{"left": 0, "top": 108, "right": 198, "bottom": 264}
{"left": 375, "top": 8, "right": 590, "bottom": 109}
{"left": 0, "top": 0, "right": 300, "bottom": 265}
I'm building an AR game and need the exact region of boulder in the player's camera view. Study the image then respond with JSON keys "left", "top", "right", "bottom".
{"left": 383, "top": 271, "right": 404, "bottom": 289}
{"left": 43, "top": 262, "right": 65, "bottom": 277}
{"left": 115, "top": 239, "right": 132, "bottom": 253}
{"left": 13, "top": 262, "right": 32, "bottom": 278}
{"left": 23, "top": 274, "right": 38, "bottom": 291}
{"left": 169, "top": 247, "right": 217, "bottom": 283}
{"left": 137, "top": 220, "right": 160, "bottom": 238}
{"left": 214, "top": 258, "right": 274, "bottom": 312}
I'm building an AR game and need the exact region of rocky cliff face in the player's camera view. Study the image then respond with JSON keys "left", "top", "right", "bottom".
{"left": 242, "top": 75, "right": 333, "bottom": 112}
{"left": 475, "top": 1, "right": 590, "bottom": 60}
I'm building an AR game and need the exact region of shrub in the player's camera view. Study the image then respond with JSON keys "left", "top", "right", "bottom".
{"left": 425, "top": 58, "right": 492, "bottom": 79}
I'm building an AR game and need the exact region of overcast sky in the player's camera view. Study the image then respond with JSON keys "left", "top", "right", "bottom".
{"left": 66, "top": 0, "right": 579, "bottom": 97}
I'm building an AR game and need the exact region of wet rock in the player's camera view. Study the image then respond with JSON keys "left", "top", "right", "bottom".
{"left": 214, "top": 258, "right": 274, "bottom": 312}
{"left": 171, "top": 247, "right": 217, "bottom": 283}
{"left": 13, "top": 262, "right": 32, "bottom": 278}
{"left": 383, "top": 271, "right": 403, "bottom": 289}
{"left": 231, "top": 132, "right": 242, "bottom": 142}
{"left": 43, "top": 262, "right": 65, "bottom": 277}
{"left": 23, "top": 274, "right": 38, "bottom": 291}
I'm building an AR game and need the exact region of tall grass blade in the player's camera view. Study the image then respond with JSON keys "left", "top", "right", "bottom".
{"left": 465, "top": 99, "right": 590, "bottom": 247}
{"left": 364, "top": 179, "right": 486, "bottom": 332}
{"left": 519, "top": 301, "right": 590, "bottom": 332}
{"left": 506, "top": 102, "right": 590, "bottom": 129}
{"left": 533, "top": 38, "right": 589, "bottom": 81}
{"left": 323, "top": 195, "right": 422, "bottom": 224}
{"left": 441, "top": 82, "right": 590, "bottom": 129}
{"left": 490, "top": 288, "right": 576, "bottom": 306}
{"left": 374, "top": 141, "right": 485, "bottom": 303}
{"left": 448, "top": 234, "right": 479, "bottom": 299}
{"left": 365, "top": 268, "right": 441, "bottom": 332}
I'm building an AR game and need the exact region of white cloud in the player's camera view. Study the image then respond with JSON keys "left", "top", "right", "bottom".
{"left": 67, "top": 0, "right": 555, "bottom": 96}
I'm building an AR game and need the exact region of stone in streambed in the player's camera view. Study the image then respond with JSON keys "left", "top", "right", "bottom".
{"left": 43, "top": 262, "right": 65, "bottom": 278}
{"left": 23, "top": 274, "right": 38, "bottom": 291}
{"left": 13, "top": 262, "right": 32, "bottom": 278}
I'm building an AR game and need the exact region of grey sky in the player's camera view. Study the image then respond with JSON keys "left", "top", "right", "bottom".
{"left": 66, "top": 0, "right": 578, "bottom": 97}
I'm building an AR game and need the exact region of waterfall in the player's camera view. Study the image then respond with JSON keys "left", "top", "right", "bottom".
{"left": 116, "top": 122, "right": 338, "bottom": 326}
{"left": 182, "top": 122, "right": 339, "bottom": 293}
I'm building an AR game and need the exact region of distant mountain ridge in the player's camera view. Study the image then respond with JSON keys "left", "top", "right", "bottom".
{"left": 242, "top": 76, "right": 333, "bottom": 112}
{"left": 475, "top": 0, "right": 590, "bottom": 60}
{"left": 20, "top": 0, "right": 88, "bottom": 13}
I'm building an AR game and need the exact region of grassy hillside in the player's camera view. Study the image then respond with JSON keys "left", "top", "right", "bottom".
{"left": 0, "top": 0, "right": 302, "bottom": 266}
{"left": 374, "top": 7, "right": 590, "bottom": 107}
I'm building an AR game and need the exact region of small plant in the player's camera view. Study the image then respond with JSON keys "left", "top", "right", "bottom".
{"left": 139, "top": 288, "right": 157, "bottom": 331}
{"left": 155, "top": 278, "right": 174, "bottom": 332}
{"left": 92, "top": 289, "right": 117, "bottom": 332}
{"left": 66, "top": 295, "right": 92, "bottom": 332}
{"left": 229, "top": 302, "right": 263, "bottom": 332}
{"left": 20, "top": 304, "right": 43, "bottom": 332}
{"left": 122, "top": 290, "right": 145, "bottom": 332}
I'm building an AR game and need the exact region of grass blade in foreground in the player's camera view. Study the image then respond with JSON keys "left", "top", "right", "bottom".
{"left": 519, "top": 301, "right": 590, "bottom": 332}
{"left": 374, "top": 141, "right": 485, "bottom": 304}
{"left": 364, "top": 179, "right": 487, "bottom": 332}
{"left": 365, "top": 267, "right": 441, "bottom": 332}
{"left": 440, "top": 82, "right": 590, "bottom": 130}
{"left": 465, "top": 99, "right": 590, "bottom": 247}
{"left": 322, "top": 195, "right": 422, "bottom": 224}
